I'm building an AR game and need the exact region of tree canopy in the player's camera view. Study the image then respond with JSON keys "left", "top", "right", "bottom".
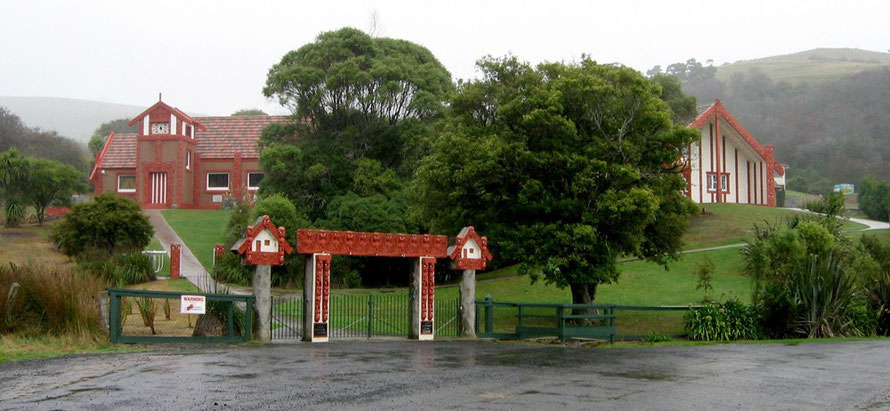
{"left": 27, "top": 157, "right": 86, "bottom": 224}
{"left": 231, "top": 109, "right": 268, "bottom": 116}
{"left": 0, "top": 107, "right": 87, "bottom": 171}
{"left": 412, "top": 56, "right": 698, "bottom": 304}
{"left": 258, "top": 27, "right": 454, "bottom": 286}
{"left": 50, "top": 193, "right": 153, "bottom": 256}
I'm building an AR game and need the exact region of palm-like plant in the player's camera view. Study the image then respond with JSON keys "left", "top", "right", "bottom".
{"left": 790, "top": 255, "right": 860, "bottom": 338}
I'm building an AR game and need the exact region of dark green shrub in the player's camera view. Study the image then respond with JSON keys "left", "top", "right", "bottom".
{"left": 695, "top": 256, "right": 715, "bottom": 303}
{"left": 684, "top": 299, "right": 760, "bottom": 341}
{"left": 776, "top": 188, "right": 785, "bottom": 207}
{"left": 859, "top": 177, "right": 890, "bottom": 221}
{"left": 50, "top": 194, "right": 153, "bottom": 256}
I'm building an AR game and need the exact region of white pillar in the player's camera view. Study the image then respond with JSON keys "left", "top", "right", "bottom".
{"left": 303, "top": 253, "right": 330, "bottom": 342}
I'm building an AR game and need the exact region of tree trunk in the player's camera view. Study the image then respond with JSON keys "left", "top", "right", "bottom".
{"left": 569, "top": 283, "right": 599, "bottom": 325}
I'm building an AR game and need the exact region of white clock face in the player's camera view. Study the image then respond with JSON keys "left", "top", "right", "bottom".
{"left": 151, "top": 122, "right": 170, "bottom": 134}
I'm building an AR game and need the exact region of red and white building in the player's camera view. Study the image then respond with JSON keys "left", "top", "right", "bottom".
{"left": 90, "top": 100, "right": 289, "bottom": 209}
{"left": 683, "top": 99, "right": 785, "bottom": 206}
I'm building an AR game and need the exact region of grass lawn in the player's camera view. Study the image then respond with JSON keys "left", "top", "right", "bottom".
{"left": 161, "top": 209, "right": 232, "bottom": 270}
{"left": 0, "top": 334, "right": 138, "bottom": 363}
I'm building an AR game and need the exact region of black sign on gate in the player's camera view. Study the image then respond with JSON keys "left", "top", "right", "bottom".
{"left": 314, "top": 323, "right": 328, "bottom": 337}
{"left": 421, "top": 321, "right": 433, "bottom": 335}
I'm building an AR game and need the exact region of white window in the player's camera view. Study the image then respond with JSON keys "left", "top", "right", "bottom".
{"left": 185, "top": 151, "right": 191, "bottom": 170}
{"left": 247, "top": 172, "right": 264, "bottom": 190}
{"left": 118, "top": 175, "right": 136, "bottom": 193}
{"left": 707, "top": 173, "right": 730, "bottom": 192}
{"left": 206, "top": 173, "right": 229, "bottom": 191}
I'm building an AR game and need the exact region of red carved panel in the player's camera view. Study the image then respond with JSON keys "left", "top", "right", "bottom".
{"left": 297, "top": 229, "right": 448, "bottom": 258}
{"left": 421, "top": 257, "right": 435, "bottom": 322}
{"left": 314, "top": 254, "right": 331, "bottom": 325}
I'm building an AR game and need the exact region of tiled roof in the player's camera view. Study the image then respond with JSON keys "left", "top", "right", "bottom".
{"left": 194, "top": 116, "right": 291, "bottom": 159}
{"left": 101, "top": 133, "right": 137, "bottom": 168}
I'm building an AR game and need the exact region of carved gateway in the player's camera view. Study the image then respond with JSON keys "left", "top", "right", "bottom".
{"left": 297, "top": 227, "right": 491, "bottom": 342}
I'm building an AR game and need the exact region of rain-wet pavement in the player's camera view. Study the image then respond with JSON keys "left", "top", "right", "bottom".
{"left": 2, "top": 339, "right": 890, "bottom": 409}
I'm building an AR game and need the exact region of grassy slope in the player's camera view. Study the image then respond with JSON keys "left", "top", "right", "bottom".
{"left": 160, "top": 209, "right": 232, "bottom": 270}
{"left": 715, "top": 48, "right": 890, "bottom": 84}
{"left": 684, "top": 203, "right": 865, "bottom": 250}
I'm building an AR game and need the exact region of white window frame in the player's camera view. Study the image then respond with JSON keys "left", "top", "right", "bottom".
{"left": 247, "top": 172, "right": 264, "bottom": 191}
{"left": 185, "top": 151, "right": 191, "bottom": 170}
{"left": 707, "top": 174, "right": 717, "bottom": 191}
{"left": 117, "top": 175, "right": 136, "bottom": 193}
{"left": 206, "top": 173, "right": 229, "bottom": 191}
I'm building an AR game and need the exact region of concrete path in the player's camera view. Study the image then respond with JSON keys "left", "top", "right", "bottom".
{"left": 144, "top": 210, "right": 243, "bottom": 294}
{"left": 3, "top": 340, "right": 890, "bottom": 409}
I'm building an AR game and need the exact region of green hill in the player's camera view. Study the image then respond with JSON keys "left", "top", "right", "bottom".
{"left": 715, "top": 48, "right": 890, "bottom": 84}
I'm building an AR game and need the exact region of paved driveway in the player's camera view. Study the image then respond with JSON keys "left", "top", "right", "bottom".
{"left": 2, "top": 340, "right": 889, "bottom": 409}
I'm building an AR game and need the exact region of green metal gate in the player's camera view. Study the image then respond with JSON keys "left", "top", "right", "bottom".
{"left": 271, "top": 295, "right": 303, "bottom": 340}
{"left": 272, "top": 293, "right": 460, "bottom": 339}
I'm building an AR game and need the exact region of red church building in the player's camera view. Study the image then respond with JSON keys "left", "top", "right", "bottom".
{"left": 683, "top": 99, "right": 785, "bottom": 206}
{"left": 90, "top": 99, "right": 289, "bottom": 209}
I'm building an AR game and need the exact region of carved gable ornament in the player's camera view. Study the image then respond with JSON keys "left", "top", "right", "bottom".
{"left": 231, "top": 215, "right": 293, "bottom": 265}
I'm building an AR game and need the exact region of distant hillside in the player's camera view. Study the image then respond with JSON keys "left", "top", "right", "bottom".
{"left": 716, "top": 48, "right": 890, "bottom": 84}
{"left": 0, "top": 96, "right": 146, "bottom": 144}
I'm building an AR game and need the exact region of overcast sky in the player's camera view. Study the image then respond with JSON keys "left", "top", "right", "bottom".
{"left": 1, "top": 0, "right": 888, "bottom": 116}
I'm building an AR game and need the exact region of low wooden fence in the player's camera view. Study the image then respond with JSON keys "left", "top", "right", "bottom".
{"left": 107, "top": 288, "right": 254, "bottom": 343}
{"left": 475, "top": 297, "right": 701, "bottom": 343}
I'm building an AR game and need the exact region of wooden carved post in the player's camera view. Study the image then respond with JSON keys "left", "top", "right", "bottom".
{"left": 304, "top": 253, "right": 331, "bottom": 342}
{"left": 170, "top": 244, "right": 181, "bottom": 279}
{"left": 230, "top": 215, "right": 293, "bottom": 343}
{"left": 411, "top": 256, "right": 436, "bottom": 340}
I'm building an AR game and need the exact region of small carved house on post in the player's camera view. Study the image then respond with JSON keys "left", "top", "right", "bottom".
{"left": 447, "top": 226, "right": 493, "bottom": 270}
{"left": 231, "top": 215, "right": 293, "bottom": 265}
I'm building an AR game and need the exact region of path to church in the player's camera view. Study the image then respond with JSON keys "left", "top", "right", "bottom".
{"left": 2, "top": 340, "right": 889, "bottom": 409}
{"left": 144, "top": 210, "right": 249, "bottom": 295}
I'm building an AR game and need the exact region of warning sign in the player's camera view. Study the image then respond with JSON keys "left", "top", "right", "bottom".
{"left": 180, "top": 295, "right": 206, "bottom": 314}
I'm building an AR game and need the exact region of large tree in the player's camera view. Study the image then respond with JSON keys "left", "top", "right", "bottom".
{"left": 412, "top": 57, "right": 698, "bottom": 306}
{"left": 260, "top": 27, "right": 452, "bottom": 220}
{"left": 27, "top": 157, "right": 86, "bottom": 224}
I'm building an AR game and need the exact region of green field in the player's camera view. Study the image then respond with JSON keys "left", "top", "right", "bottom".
{"left": 715, "top": 48, "right": 890, "bottom": 84}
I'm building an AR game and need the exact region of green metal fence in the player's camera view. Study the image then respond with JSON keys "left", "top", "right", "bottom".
{"left": 475, "top": 297, "right": 701, "bottom": 343}
{"left": 108, "top": 288, "right": 254, "bottom": 344}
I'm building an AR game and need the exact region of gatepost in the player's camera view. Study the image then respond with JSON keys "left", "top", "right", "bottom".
{"left": 303, "top": 253, "right": 331, "bottom": 342}
{"left": 230, "top": 215, "right": 293, "bottom": 343}
{"left": 446, "top": 227, "right": 493, "bottom": 338}
{"left": 170, "top": 244, "right": 181, "bottom": 279}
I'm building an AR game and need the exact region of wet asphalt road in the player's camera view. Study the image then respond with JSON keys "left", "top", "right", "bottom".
{"left": 2, "top": 339, "right": 890, "bottom": 410}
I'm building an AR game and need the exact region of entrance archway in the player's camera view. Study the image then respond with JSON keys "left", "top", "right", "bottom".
{"left": 297, "top": 228, "right": 491, "bottom": 342}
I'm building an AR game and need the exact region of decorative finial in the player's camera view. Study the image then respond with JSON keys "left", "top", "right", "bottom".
{"left": 159, "top": 92, "right": 162, "bottom": 102}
